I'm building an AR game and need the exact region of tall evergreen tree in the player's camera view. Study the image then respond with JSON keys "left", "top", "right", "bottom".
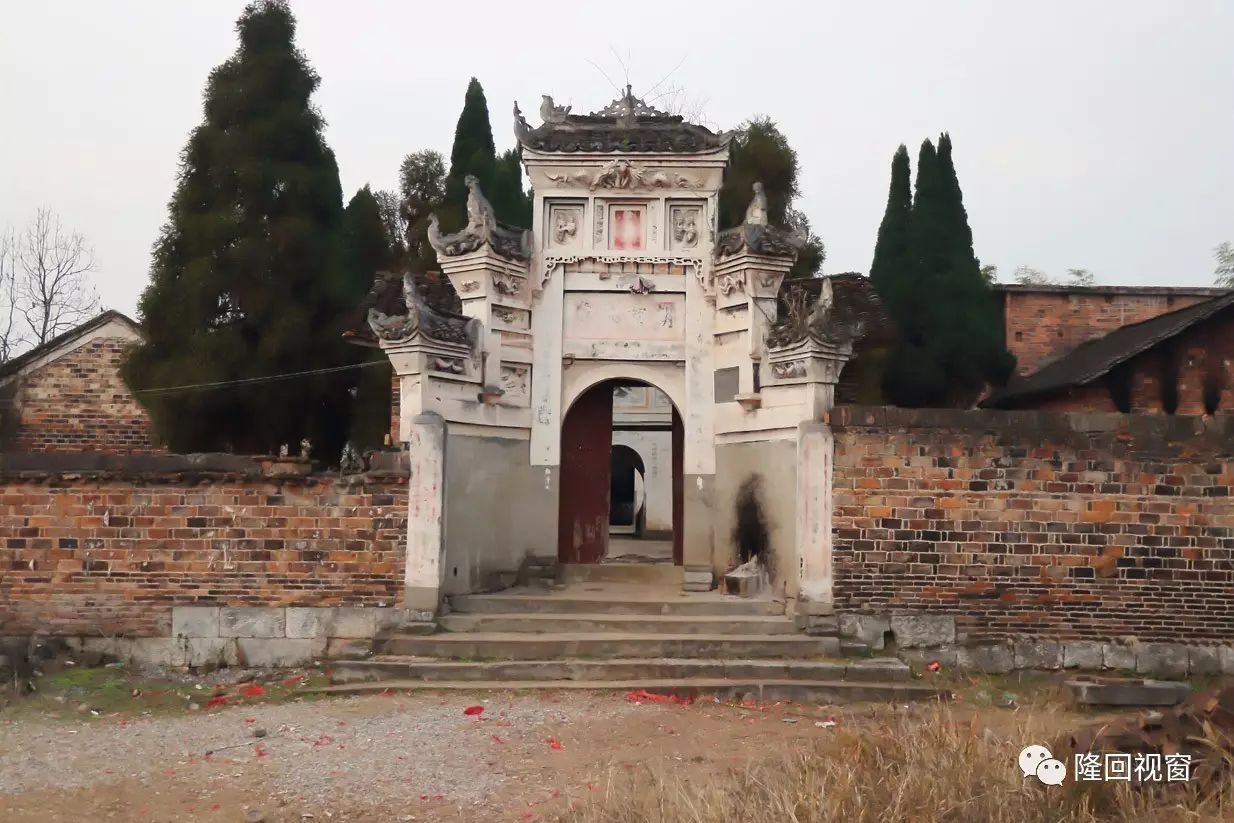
{"left": 869, "top": 145, "right": 912, "bottom": 316}
{"left": 123, "top": 0, "right": 356, "bottom": 457}
{"left": 340, "top": 185, "right": 398, "bottom": 449}
{"left": 876, "top": 136, "right": 1013, "bottom": 406}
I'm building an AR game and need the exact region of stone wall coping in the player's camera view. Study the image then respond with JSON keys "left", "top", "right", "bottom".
{"left": 0, "top": 451, "right": 410, "bottom": 484}
{"left": 993, "top": 283, "right": 1229, "bottom": 298}
{"left": 829, "top": 404, "right": 1234, "bottom": 442}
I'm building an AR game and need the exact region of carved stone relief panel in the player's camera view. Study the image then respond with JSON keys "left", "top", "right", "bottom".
{"left": 547, "top": 202, "right": 583, "bottom": 249}
{"left": 500, "top": 365, "right": 530, "bottom": 397}
{"left": 668, "top": 203, "right": 703, "bottom": 251}
{"left": 563, "top": 293, "right": 684, "bottom": 342}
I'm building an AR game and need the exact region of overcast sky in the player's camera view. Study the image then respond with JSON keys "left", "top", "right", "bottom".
{"left": 2, "top": 1, "right": 1231, "bottom": 316}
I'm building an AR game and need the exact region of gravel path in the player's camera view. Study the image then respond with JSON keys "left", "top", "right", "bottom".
{"left": 0, "top": 693, "right": 637, "bottom": 817}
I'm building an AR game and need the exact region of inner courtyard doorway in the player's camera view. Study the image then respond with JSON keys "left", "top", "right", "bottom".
{"left": 558, "top": 379, "right": 682, "bottom": 565}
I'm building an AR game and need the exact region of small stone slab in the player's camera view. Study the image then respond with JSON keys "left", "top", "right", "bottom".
{"left": 1067, "top": 677, "right": 1191, "bottom": 707}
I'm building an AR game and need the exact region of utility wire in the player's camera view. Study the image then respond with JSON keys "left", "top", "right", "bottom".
{"left": 132, "top": 360, "right": 388, "bottom": 397}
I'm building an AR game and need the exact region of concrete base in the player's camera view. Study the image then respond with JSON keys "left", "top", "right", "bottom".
{"left": 1067, "top": 678, "right": 1192, "bottom": 707}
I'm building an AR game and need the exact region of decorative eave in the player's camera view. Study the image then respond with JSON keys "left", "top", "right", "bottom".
{"left": 367, "top": 273, "right": 480, "bottom": 351}
{"left": 766, "top": 277, "right": 869, "bottom": 352}
{"left": 715, "top": 224, "right": 804, "bottom": 260}
{"left": 514, "top": 86, "right": 735, "bottom": 155}
{"left": 427, "top": 175, "right": 531, "bottom": 264}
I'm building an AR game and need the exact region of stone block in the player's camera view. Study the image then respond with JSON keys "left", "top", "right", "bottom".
{"left": 1135, "top": 643, "right": 1189, "bottom": 679}
{"left": 327, "top": 608, "right": 378, "bottom": 639}
{"left": 1062, "top": 641, "right": 1104, "bottom": 670}
{"left": 374, "top": 609, "right": 434, "bottom": 634}
{"left": 900, "top": 646, "right": 958, "bottom": 668}
{"left": 1220, "top": 646, "right": 1234, "bottom": 675}
{"left": 889, "top": 614, "right": 955, "bottom": 649}
{"left": 957, "top": 643, "right": 1014, "bottom": 674}
{"left": 839, "top": 614, "right": 890, "bottom": 651}
{"left": 220, "top": 608, "right": 286, "bottom": 639}
{"left": 125, "top": 638, "right": 185, "bottom": 668}
{"left": 325, "top": 637, "right": 373, "bottom": 659}
{"left": 286, "top": 607, "right": 328, "bottom": 639}
{"left": 1189, "top": 646, "right": 1222, "bottom": 676}
{"left": 1013, "top": 639, "right": 1063, "bottom": 670}
{"left": 235, "top": 638, "right": 323, "bottom": 667}
{"left": 1103, "top": 643, "right": 1136, "bottom": 672}
{"left": 171, "top": 606, "right": 220, "bottom": 639}
{"left": 1067, "top": 678, "right": 1191, "bottom": 707}
{"left": 185, "top": 637, "right": 239, "bottom": 668}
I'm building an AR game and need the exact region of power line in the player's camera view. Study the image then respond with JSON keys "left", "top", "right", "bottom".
{"left": 133, "top": 360, "right": 389, "bottom": 397}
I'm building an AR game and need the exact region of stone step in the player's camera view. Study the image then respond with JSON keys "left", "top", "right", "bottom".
{"left": 329, "top": 656, "right": 911, "bottom": 685}
{"left": 376, "top": 632, "right": 839, "bottom": 660}
{"left": 449, "top": 591, "right": 785, "bottom": 617}
{"left": 437, "top": 613, "right": 800, "bottom": 635}
{"left": 560, "top": 564, "right": 684, "bottom": 586}
{"left": 308, "top": 677, "right": 948, "bottom": 704}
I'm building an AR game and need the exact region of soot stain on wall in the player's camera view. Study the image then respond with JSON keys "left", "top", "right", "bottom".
{"left": 732, "top": 474, "right": 772, "bottom": 576}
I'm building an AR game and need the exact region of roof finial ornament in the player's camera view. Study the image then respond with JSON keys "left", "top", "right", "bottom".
{"left": 745, "top": 181, "right": 769, "bottom": 226}
{"left": 513, "top": 100, "right": 531, "bottom": 141}
{"left": 539, "top": 95, "right": 571, "bottom": 125}
{"left": 616, "top": 84, "right": 636, "bottom": 128}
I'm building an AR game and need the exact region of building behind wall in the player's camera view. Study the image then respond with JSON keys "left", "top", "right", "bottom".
{"left": 0, "top": 311, "right": 162, "bottom": 454}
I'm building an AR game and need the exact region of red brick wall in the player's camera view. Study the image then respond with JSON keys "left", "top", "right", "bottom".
{"left": 1004, "top": 308, "right": 1234, "bottom": 415}
{"left": 0, "top": 465, "right": 407, "bottom": 637}
{"left": 831, "top": 406, "right": 1234, "bottom": 643}
{"left": 999, "top": 286, "right": 1223, "bottom": 375}
{"left": 7, "top": 336, "right": 162, "bottom": 453}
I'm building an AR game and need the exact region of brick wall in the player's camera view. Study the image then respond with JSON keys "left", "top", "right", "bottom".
{"left": 5, "top": 336, "right": 162, "bottom": 453}
{"left": 998, "top": 285, "right": 1224, "bottom": 375}
{"left": 0, "top": 454, "right": 407, "bottom": 638}
{"left": 831, "top": 405, "right": 1234, "bottom": 643}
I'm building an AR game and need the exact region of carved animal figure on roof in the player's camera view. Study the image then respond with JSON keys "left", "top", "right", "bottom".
{"left": 745, "top": 181, "right": 769, "bottom": 226}
{"left": 465, "top": 175, "right": 497, "bottom": 236}
{"left": 539, "top": 95, "right": 571, "bottom": 125}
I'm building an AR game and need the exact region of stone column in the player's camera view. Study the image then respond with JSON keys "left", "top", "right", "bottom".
{"left": 404, "top": 413, "right": 446, "bottom": 613}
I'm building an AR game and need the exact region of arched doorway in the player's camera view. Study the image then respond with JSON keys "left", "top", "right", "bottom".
{"left": 558, "top": 379, "right": 683, "bottom": 565}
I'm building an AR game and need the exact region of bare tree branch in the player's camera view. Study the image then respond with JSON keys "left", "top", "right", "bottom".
{"left": 0, "top": 229, "right": 25, "bottom": 362}
{"left": 15, "top": 207, "right": 100, "bottom": 347}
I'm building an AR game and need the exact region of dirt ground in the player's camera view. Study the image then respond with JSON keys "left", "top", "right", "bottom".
{"left": 0, "top": 668, "right": 1132, "bottom": 823}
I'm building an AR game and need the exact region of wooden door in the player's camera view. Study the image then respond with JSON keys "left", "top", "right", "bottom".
{"left": 558, "top": 383, "right": 614, "bottom": 563}
{"left": 671, "top": 406, "right": 684, "bottom": 565}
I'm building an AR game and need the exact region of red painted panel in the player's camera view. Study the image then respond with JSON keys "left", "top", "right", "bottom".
{"left": 558, "top": 383, "right": 614, "bottom": 564}
{"left": 672, "top": 406, "right": 684, "bottom": 566}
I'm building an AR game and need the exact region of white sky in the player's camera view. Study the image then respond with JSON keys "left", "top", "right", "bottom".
{"left": 2, "top": 1, "right": 1232, "bottom": 316}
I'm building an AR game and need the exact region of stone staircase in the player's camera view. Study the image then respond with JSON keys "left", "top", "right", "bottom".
{"left": 323, "top": 565, "right": 944, "bottom": 703}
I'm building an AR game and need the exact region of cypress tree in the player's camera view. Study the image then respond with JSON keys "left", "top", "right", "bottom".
{"left": 340, "top": 186, "right": 397, "bottom": 449}
{"left": 123, "top": 0, "right": 355, "bottom": 457}
{"left": 877, "top": 136, "right": 1014, "bottom": 407}
{"left": 869, "top": 145, "right": 912, "bottom": 317}
{"left": 440, "top": 79, "right": 497, "bottom": 232}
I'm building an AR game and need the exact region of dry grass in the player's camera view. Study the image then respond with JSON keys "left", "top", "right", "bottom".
{"left": 567, "top": 704, "right": 1234, "bottom": 823}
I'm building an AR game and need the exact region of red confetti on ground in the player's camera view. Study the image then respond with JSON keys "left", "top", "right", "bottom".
{"left": 379, "top": 688, "right": 394, "bottom": 697}
{"left": 210, "top": 804, "right": 221, "bottom": 811}
{"left": 241, "top": 684, "right": 265, "bottom": 697}
{"left": 463, "top": 705, "right": 485, "bottom": 716}
{"left": 244, "top": 718, "right": 256, "bottom": 725}
{"left": 522, "top": 814, "right": 535, "bottom": 821}
{"left": 118, "top": 719, "right": 127, "bottom": 727}
{"left": 283, "top": 675, "right": 304, "bottom": 687}
{"left": 624, "top": 689, "right": 694, "bottom": 706}
{"left": 312, "top": 735, "right": 334, "bottom": 749}
{"left": 548, "top": 738, "right": 563, "bottom": 751}
{"left": 254, "top": 743, "right": 268, "bottom": 758}
{"left": 491, "top": 735, "right": 505, "bottom": 744}
{"left": 204, "top": 695, "right": 228, "bottom": 710}
{"left": 588, "top": 784, "right": 598, "bottom": 792}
